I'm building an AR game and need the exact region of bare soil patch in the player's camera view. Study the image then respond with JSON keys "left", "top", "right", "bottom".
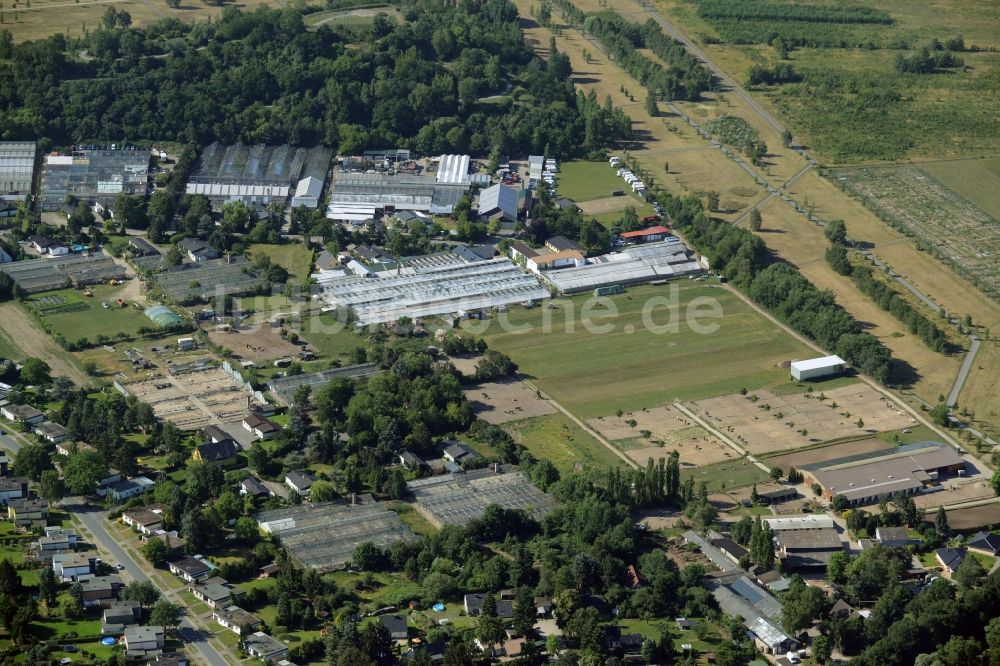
{"left": 914, "top": 480, "right": 996, "bottom": 510}
{"left": 932, "top": 504, "right": 1000, "bottom": 530}
{"left": 588, "top": 406, "right": 733, "bottom": 466}
{"left": 464, "top": 379, "right": 557, "bottom": 424}
{"left": 689, "top": 383, "right": 915, "bottom": 455}
{"left": 206, "top": 322, "right": 307, "bottom": 363}
{"left": 448, "top": 354, "right": 481, "bottom": 376}
{"left": 765, "top": 438, "right": 893, "bottom": 471}
{"left": 0, "top": 303, "right": 89, "bottom": 385}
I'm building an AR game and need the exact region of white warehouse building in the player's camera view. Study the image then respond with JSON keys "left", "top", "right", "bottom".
{"left": 789, "top": 355, "right": 846, "bottom": 381}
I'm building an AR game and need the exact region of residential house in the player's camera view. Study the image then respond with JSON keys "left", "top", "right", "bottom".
{"left": 525, "top": 250, "right": 585, "bottom": 274}
{"left": 193, "top": 439, "right": 241, "bottom": 465}
{"left": 142, "top": 530, "right": 186, "bottom": 553}
{"left": 55, "top": 441, "right": 94, "bottom": 457}
{"left": 213, "top": 605, "right": 263, "bottom": 635}
{"left": 876, "top": 526, "right": 916, "bottom": 548}
{"left": 0, "top": 477, "right": 28, "bottom": 504}
{"left": 153, "top": 655, "right": 189, "bottom": 666}
{"left": 1, "top": 403, "right": 45, "bottom": 425}
{"left": 625, "top": 564, "right": 645, "bottom": 589}
{"left": 39, "top": 527, "right": 78, "bottom": 551}
{"left": 8, "top": 498, "right": 48, "bottom": 529}
{"left": 124, "top": 625, "right": 165, "bottom": 652}
{"left": 534, "top": 597, "right": 552, "bottom": 618}
{"left": 104, "top": 476, "right": 155, "bottom": 502}
{"left": 243, "top": 413, "right": 279, "bottom": 441}
{"left": 122, "top": 505, "right": 167, "bottom": 534}
{"left": 463, "top": 593, "right": 513, "bottom": 618}
{"left": 190, "top": 578, "right": 241, "bottom": 609}
{"left": 934, "top": 548, "right": 967, "bottom": 578}
{"left": 506, "top": 240, "right": 538, "bottom": 267}
{"left": 34, "top": 421, "right": 69, "bottom": 444}
{"left": 168, "top": 555, "right": 213, "bottom": 583}
{"left": 52, "top": 552, "right": 95, "bottom": 581}
{"left": 244, "top": 632, "right": 289, "bottom": 662}
{"left": 398, "top": 451, "right": 426, "bottom": 470}
{"left": 544, "top": 236, "right": 581, "bottom": 253}
{"left": 48, "top": 241, "right": 69, "bottom": 256}
{"left": 827, "top": 599, "right": 856, "bottom": 621}
{"left": 28, "top": 235, "right": 54, "bottom": 253}
{"left": 81, "top": 575, "right": 124, "bottom": 607}
{"left": 96, "top": 469, "right": 123, "bottom": 493}
{"left": 177, "top": 238, "right": 219, "bottom": 262}
{"left": 240, "top": 477, "right": 270, "bottom": 499}
{"left": 284, "top": 471, "right": 316, "bottom": 496}
{"left": 966, "top": 531, "right": 1000, "bottom": 557}
{"left": 442, "top": 441, "right": 480, "bottom": 465}
{"left": 202, "top": 425, "right": 231, "bottom": 444}
{"left": 379, "top": 615, "right": 408, "bottom": 641}
{"left": 676, "top": 618, "right": 695, "bottom": 631}
{"left": 259, "top": 563, "right": 280, "bottom": 578}
{"left": 128, "top": 237, "right": 159, "bottom": 257}
{"left": 103, "top": 600, "right": 141, "bottom": 626}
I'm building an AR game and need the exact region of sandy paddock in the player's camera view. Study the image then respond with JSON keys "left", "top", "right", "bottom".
{"left": 913, "top": 480, "right": 996, "bottom": 509}
{"left": 588, "top": 406, "right": 734, "bottom": 466}
{"left": 690, "top": 383, "right": 916, "bottom": 455}
{"left": 464, "top": 379, "right": 557, "bottom": 424}
{"left": 207, "top": 322, "right": 309, "bottom": 362}
{"left": 764, "top": 438, "right": 893, "bottom": 472}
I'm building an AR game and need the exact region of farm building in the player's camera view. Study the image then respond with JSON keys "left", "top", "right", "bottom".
{"left": 620, "top": 225, "right": 670, "bottom": 244}
{"left": 435, "top": 154, "right": 471, "bottom": 184}
{"left": 542, "top": 239, "right": 701, "bottom": 294}
{"left": 290, "top": 176, "right": 324, "bottom": 209}
{"left": 801, "top": 441, "right": 966, "bottom": 506}
{"left": 0, "top": 252, "right": 126, "bottom": 293}
{"left": 316, "top": 257, "right": 548, "bottom": 325}
{"left": 40, "top": 148, "right": 150, "bottom": 211}
{"left": 185, "top": 143, "right": 332, "bottom": 209}
{"left": 775, "top": 528, "right": 845, "bottom": 571}
{"left": 527, "top": 155, "right": 545, "bottom": 181}
{"left": 789, "top": 355, "right": 846, "bottom": 381}
{"left": 407, "top": 465, "right": 557, "bottom": 528}
{"left": 506, "top": 240, "right": 539, "bottom": 265}
{"left": 326, "top": 172, "right": 471, "bottom": 218}
{"left": 526, "top": 250, "right": 586, "bottom": 274}
{"left": 255, "top": 501, "right": 418, "bottom": 572}
{"left": 178, "top": 238, "right": 219, "bottom": 263}
{"left": 545, "top": 236, "right": 581, "bottom": 253}
{"left": 478, "top": 183, "right": 518, "bottom": 221}
{"left": 760, "top": 515, "right": 835, "bottom": 532}
{"left": 268, "top": 364, "right": 382, "bottom": 406}
{"left": 0, "top": 141, "right": 36, "bottom": 201}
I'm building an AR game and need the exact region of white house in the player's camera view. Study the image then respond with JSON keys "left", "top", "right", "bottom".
{"left": 244, "top": 632, "right": 289, "bottom": 662}
{"left": 48, "top": 242, "right": 70, "bottom": 256}
{"left": 168, "top": 555, "right": 213, "bottom": 583}
{"left": 39, "top": 527, "right": 78, "bottom": 551}
{"left": 284, "top": 471, "right": 316, "bottom": 496}
{"left": 1, "top": 403, "right": 45, "bottom": 425}
{"left": 242, "top": 413, "right": 279, "bottom": 441}
{"left": 104, "top": 476, "right": 154, "bottom": 502}
{"left": 526, "top": 250, "right": 585, "bottom": 274}
{"left": 34, "top": 421, "right": 69, "bottom": 444}
{"left": 213, "top": 606, "right": 263, "bottom": 635}
{"left": 0, "top": 477, "right": 28, "bottom": 504}
{"left": 52, "top": 552, "right": 95, "bottom": 581}
{"left": 124, "top": 625, "right": 165, "bottom": 652}
{"left": 122, "top": 505, "right": 166, "bottom": 534}
{"left": 789, "top": 355, "right": 847, "bottom": 381}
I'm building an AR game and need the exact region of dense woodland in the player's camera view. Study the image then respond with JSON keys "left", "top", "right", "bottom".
{"left": 0, "top": 0, "right": 628, "bottom": 158}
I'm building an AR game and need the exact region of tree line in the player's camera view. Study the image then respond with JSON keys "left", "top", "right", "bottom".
{"left": 661, "top": 192, "right": 894, "bottom": 383}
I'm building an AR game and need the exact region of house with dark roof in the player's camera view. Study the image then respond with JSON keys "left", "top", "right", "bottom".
{"left": 103, "top": 599, "right": 141, "bottom": 626}
{"left": 191, "top": 578, "right": 241, "bottom": 609}
{"left": 0, "top": 477, "right": 29, "bottom": 504}
{"left": 202, "top": 425, "right": 231, "bottom": 444}
{"left": 284, "top": 471, "right": 316, "bottom": 495}
{"left": 398, "top": 451, "right": 426, "bottom": 470}
{"left": 80, "top": 575, "right": 124, "bottom": 607}
{"left": 122, "top": 505, "right": 167, "bottom": 534}
{"left": 935, "top": 548, "right": 967, "bottom": 578}
{"left": 876, "top": 526, "right": 916, "bottom": 548}
{"left": 244, "top": 632, "right": 289, "bottom": 662}
{"left": 128, "top": 237, "right": 160, "bottom": 257}
{"left": 506, "top": 240, "right": 538, "bottom": 266}
{"left": 442, "top": 440, "right": 480, "bottom": 465}
{"left": 177, "top": 238, "right": 219, "bottom": 262}
{"left": 545, "top": 236, "right": 581, "bottom": 253}
{"left": 967, "top": 531, "right": 1000, "bottom": 557}
{"left": 711, "top": 537, "right": 749, "bottom": 563}
{"left": 213, "top": 605, "right": 263, "bottom": 635}
{"left": 193, "top": 438, "right": 241, "bottom": 465}
{"left": 243, "top": 413, "right": 279, "bottom": 441}
{"left": 168, "top": 555, "right": 213, "bottom": 583}
{"left": 34, "top": 421, "right": 69, "bottom": 443}
{"left": 8, "top": 498, "right": 49, "bottom": 529}
{"left": 463, "top": 593, "right": 513, "bottom": 617}
{"left": 240, "top": 477, "right": 270, "bottom": 498}
{"left": 1, "top": 403, "right": 45, "bottom": 425}
{"left": 379, "top": 615, "right": 409, "bottom": 641}
{"left": 28, "top": 235, "right": 54, "bottom": 252}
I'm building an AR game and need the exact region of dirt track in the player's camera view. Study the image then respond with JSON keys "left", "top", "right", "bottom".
{"left": 0, "top": 302, "right": 91, "bottom": 385}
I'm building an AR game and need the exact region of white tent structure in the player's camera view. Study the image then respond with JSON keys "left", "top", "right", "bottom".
{"left": 436, "top": 154, "right": 471, "bottom": 184}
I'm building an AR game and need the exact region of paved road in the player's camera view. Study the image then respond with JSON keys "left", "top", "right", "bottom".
{"left": 948, "top": 335, "right": 981, "bottom": 408}
{"left": 70, "top": 502, "right": 231, "bottom": 666}
{"left": 0, "top": 430, "right": 25, "bottom": 456}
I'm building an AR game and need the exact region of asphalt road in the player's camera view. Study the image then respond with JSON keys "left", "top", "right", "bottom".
{"left": 0, "top": 430, "right": 24, "bottom": 455}
{"left": 70, "top": 501, "right": 231, "bottom": 666}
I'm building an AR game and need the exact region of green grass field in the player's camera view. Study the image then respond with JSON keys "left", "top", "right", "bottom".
{"left": 26, "top": 285, "right": 151, "bottom": 345}
{"left": 918, "top": 158, "right": 1000, "bottom": 221}
{"left": 297, "top": 313, "right": 368, "bottom": 360}
{"left": 503, "top": 413, "right": 628, "bottom": 473}
{"left": 0, "top": 325, "right": 23, "bottom": 359}
{"left": 557, "top": 161, "right": 636, "bottom": 203}
{"left": 469, "top": 284, "right": 814, "bottom": 419}
{"left": 680, "top": 458, "right": 770, "bottom": 492}
{"left": 248, "top": 243, "right": 314, "bottom": 281}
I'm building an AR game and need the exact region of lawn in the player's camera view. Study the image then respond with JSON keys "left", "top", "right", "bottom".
{"left": 503, "top": 413, "right": 627, "bottom": 473}
{"left": 680, "top": 458, "right": 770, "bottom": 492}
{"left": 0, "top": 325, "right": 23, "bottom": 359}
{"left": 589, "top": 204, "right": 658, "bottom": 229}
{"left": 26, "top": 285, "right": 152, "bottom": 346}
{"left": 249, "top": 243, "right": 314, "bottom": 282}
{"left": 388, "top": 501, "right": 439, "bottom": 538}
{"left": 468, "top": 284, "right": 814, "bottom": 419}
{"left": 616, "top": 617, "right": 725, "bottom": 654}
{"left": 918, "top": 158, "right": 1000, "bottom": 221}
{"left": 557, "top": 161, "right": 635, "bottom": 203}
{"left": 297, "top": 313, "right": 368, "bottom": 360}
{"left": 873, "top": 424, "right": 938, "bottom": 446}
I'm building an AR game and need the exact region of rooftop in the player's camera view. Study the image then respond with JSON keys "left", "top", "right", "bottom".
{"left": 789, "top": 355, "right": 847, "bottom": 372}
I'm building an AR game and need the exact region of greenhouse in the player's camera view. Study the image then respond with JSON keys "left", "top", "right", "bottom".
{"left": 144, "top": 304, "right": 183, "bottom": 327}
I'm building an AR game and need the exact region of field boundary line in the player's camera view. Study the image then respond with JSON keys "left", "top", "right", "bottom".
{"left": 672, "top": 401, "right": 768, "bottom": 472}
{"left": 518, "top": 377, "right": 639, "bottom": 469}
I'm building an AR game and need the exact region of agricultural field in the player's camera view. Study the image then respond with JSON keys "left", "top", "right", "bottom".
{"left": 295, "top": 312, "right": 368, "bottom": 361}
{"left": 679, "top": 457, "right": 770, "bottom": 493}
{"left": 471, "top": 284, "right": 814, "bottom": 419}
{"left": 917, "top": 158, "right": 1000, "bottom": 221}
{"left": 587, "top": 405, "right": 735, "bottom": 467}
{"left": 503, "top": 413, "right": 628, "bottom": 473}
{"left": 25, "top": 285, "right": 152, "bottom": 346}
{"left": 832, "top": 165, "right": 1000, "bottom": 301}
{"left": 0, "top": 325, "right": 23, "bottom": 360}
{"left": 247, "top": 243, "right": 314, "bottom": 282}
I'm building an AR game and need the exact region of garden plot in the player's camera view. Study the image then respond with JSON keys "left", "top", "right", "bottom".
{"left": 689, "top": 383, "right": 915, "bottom": 455}
{"left": 587, "top": 405, "right": 733, "bottom": 467}
{"left": 835, "top": 165, "right": 1000, "bottom": 300}
{"left": 463, "top": 379, "right": 556, "bottom": 424}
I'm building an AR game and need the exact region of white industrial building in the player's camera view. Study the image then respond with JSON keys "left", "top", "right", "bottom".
{"left": 527, "top": 155, "right": 545, "bottom": 182}
{"left": 789, "top": 355, "right": 846, "bottom": 381}
{"left": 40, "top": 149, "right": 150, "bottom": 211}
{"left": 541, "top": 239, "right": 702, "bottom": 294}
{"left": 436, "top": 154, "right": 471, "bottom": 184}
{"left": 326, "top": 172, "right": 471, "bottom": 218}
{"left": 0, "top": 141, "right": 36, "bottom": 201}
{"left": 316, "top": 257, "right": 548, "bottom": 325}
{"left": 290, "top": 176, "right": 323, "bottom": 208}
{"left": 478, "top": 183, "right": 518, "bottom": 221}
